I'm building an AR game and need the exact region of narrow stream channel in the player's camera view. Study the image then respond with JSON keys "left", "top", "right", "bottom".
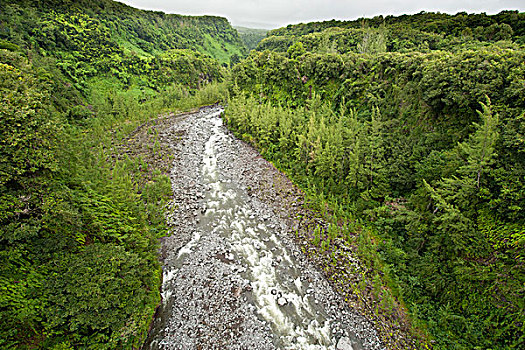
{"left": 143, "top": 108, "right": 374, "bottom": 350}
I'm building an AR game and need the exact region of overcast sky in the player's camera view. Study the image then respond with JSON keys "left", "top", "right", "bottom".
{"left": 117, "top": 0, "right": 524, "bottom": 29}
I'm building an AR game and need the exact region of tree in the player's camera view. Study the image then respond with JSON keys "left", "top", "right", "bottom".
{"left": 360, "top": 107, "right": 387, "bottom": 201}
{"left": 418, "top": 99, "right": 499, "bottom": 256}
{"left": 229, "top": 53, "right": 240, "bottom": 66}
{"left": 358, "top": 24, "right": 387, "bottom": 54}
{"left": 342, "top": 107, "right": 362, "bottom": 193}
{"left": 287, "top": 41, "right": 306, "bottom": 59}
{"left": 457, "top": 98, "right": 499, "bottom": 189}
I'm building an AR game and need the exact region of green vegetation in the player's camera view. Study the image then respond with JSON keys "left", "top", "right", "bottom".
{"left": 235, "top": 26, "right": 269, "bottom": 51}
{"left": 226, "top": 11, "right": 525, "bottom": 349}
{"left": 2, "top": 0, "right": 524, "bottom": 348}
{"left": 257, "top": 11, "right": 524, "bottom": 53}
{"left": 0, "top": 0, "right": 245, "bottom": 65}
{"left": 0, "top": 0, "right": 232, "bottom": 348}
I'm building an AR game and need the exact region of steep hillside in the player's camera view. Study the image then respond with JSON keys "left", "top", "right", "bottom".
{"left": 235, "top": 26, "right": 268, "bottom": 51}
{"left": 0, "top": 0, "right": 240, "bottom": 101}
{"left": 228, "top": 11, "right": 525, "bottom": 350}
{"left": 0, "top": 0, "right": 234, "bottom": 348}
{"left": 257, "top": 10, "right": 524, "bottom": 53}
{"left": 0, "top": 0, "right": 245, "bottom": 64}
{"left": 2, "top": 2, "right": 524, "bottom": 349}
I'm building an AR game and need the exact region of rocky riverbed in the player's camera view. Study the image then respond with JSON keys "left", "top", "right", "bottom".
{"left": 139, "top": 106, "right": 385, "bottom": 350}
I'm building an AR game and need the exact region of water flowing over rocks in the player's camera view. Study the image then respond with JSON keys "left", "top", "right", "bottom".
{"left": 142, "top": 106, "right": 384, "bottom": 350}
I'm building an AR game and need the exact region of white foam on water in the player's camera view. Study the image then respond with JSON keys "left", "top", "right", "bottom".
{"left": 199, "top": 112, "right": 335, "bottom": 350}
{"left": 177, "top": 231, "right": 201, "bottom": 259}
{"left": 294, "top": 277, "right": 303, "bottom": 294}
{"left": 161, "top": 268, "right": 177, "bottom": 301}
{"left": 207, "top": 200, "right": 221, "bottom": 209}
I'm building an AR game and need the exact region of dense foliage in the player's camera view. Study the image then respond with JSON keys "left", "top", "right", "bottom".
{"left": 235, "top": 26, "right": 268, "bottom": 51}
{"left": 227, "top": 15, "right": 525, "bottom": 349}
{"left": 0, "top": 48, "right": 162, "bottom": 349}
{"left": 1, "top": 0, "right": 245, "bottom": 63}
{"left": 0, "top": 0, "right": 234, "bottom": 348}
{"left": 2, "top": 0, "right": 524, "bottom": 348}
{"left": 257, "top": 10, "right": 524, "bottom": 54}
{"left": 0, "top": 0, "right": 237, "bottom": 98}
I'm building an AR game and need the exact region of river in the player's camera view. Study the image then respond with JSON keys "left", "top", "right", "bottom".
{"left": 142, "top": 107, "right": 382, "bottom": 350}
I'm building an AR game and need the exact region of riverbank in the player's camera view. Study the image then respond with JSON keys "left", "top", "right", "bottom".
{"left": 130, "top": 106, "right": 384, "bottom": 349}
{"left": 118, "top": 105, "right": 422, "bottom": 349}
